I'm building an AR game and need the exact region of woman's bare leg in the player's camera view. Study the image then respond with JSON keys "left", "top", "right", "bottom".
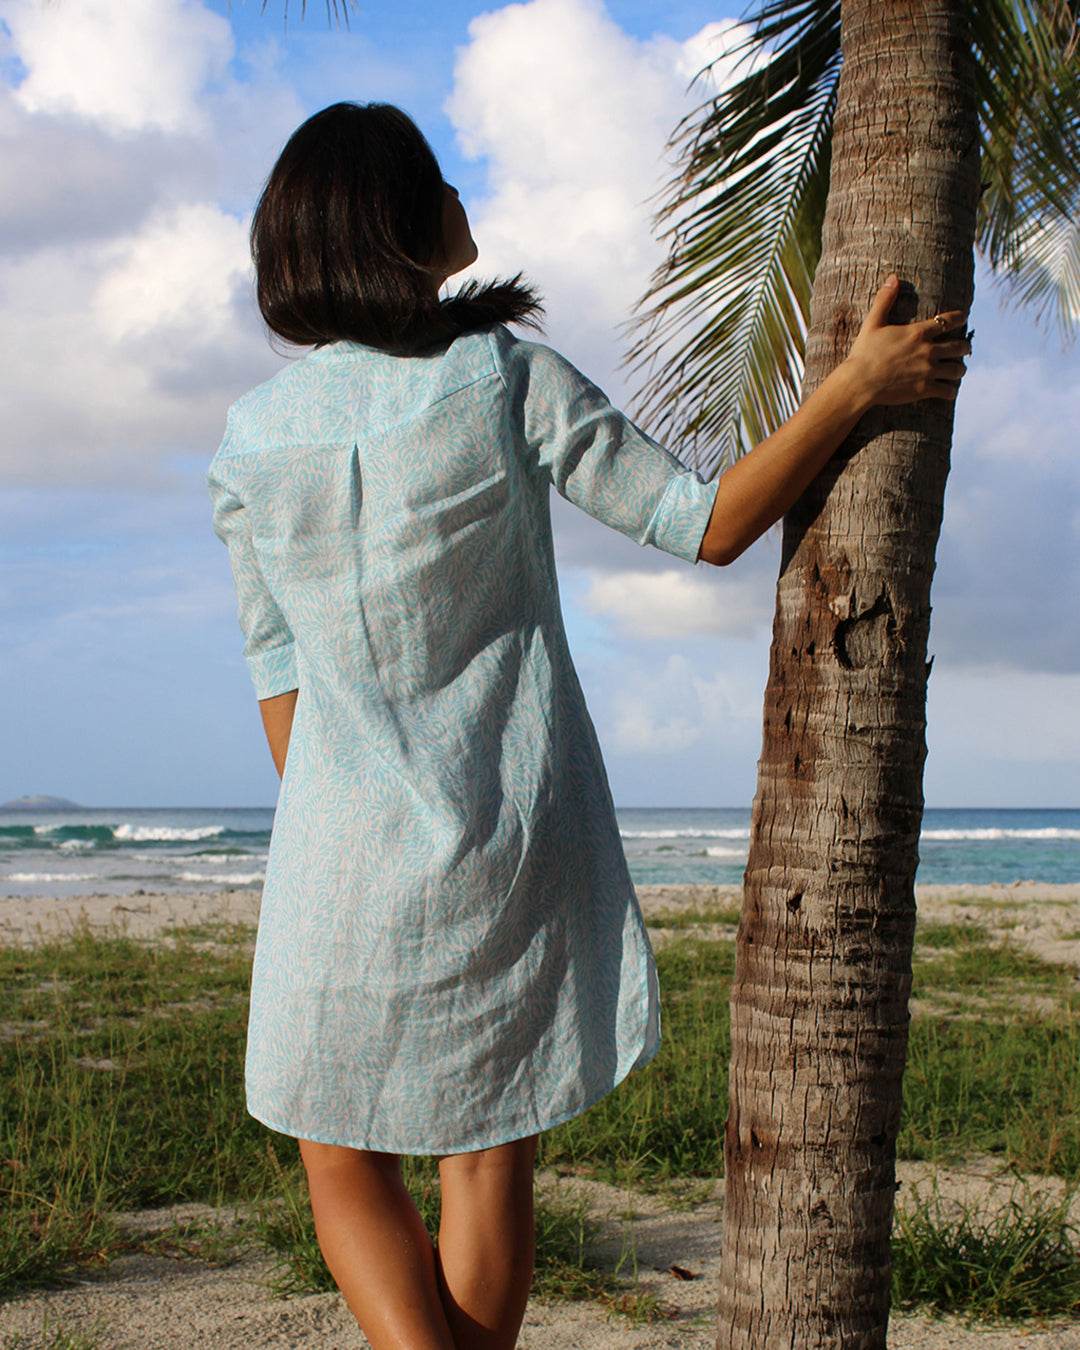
{"left": 298, "top": 1139, "right": 456, "bottom": 1350}
{"left": 435, "top": 1136, "right": 538, "bottom": 1350}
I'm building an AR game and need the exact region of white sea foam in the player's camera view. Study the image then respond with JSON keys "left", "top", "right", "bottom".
{"left": 113, "top": 824, "right": 225, "bottom": 842}
{"left": 621, "top": 828, "right": 750, "bottom": 840}
{"left": 921, "top": 828, "right": 1080, "bottom": 841}
{"left": 32, "top": 824, "right": 60, "bottom": 834}
{"left": 178, "top": 871, "right": 264, "bottom": 885}
{"left": 9, "top": 872, "right": 96, "bottom": 882}
{"left": 58, "top": 839, "right": 94, "bottom": 851}
{"left": 705, "top": 846, "right": 747, "bottom": 858}
{"left": 622, "top": 826, "right": 1078, "bottom": 843}
{"left": 147, "top": 851, "right": 257, "bottom": 864}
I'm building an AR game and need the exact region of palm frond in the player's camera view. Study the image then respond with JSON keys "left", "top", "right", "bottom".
{"left": 997, "top": 201, "right": 1080, "bottom": 336}
{"left": 629, "top": 0, "right": 1080, "bottom": 476}
{"left": 973, "top": 0, "right": 1080, "bottom": 333}
{"left": 972, "top": 0, "right": 1080, "bottom": 252}
{"left": 256, "top": 0, "right": 356, "bottom": 29}
{"left": 627, "top": 1, "right": 839, "bottom": 477}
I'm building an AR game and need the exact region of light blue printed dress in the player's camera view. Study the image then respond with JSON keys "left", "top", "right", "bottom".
{"left": 209, "top": 324, "right": 716, "bottom": 1154}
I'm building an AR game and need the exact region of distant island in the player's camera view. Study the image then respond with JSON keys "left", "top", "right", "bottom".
{"left": 0, "top": 795, "right": 83, "bottom": 812}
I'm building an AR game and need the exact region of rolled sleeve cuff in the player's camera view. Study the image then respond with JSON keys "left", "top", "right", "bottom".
{"left": 645, "top": 470, "right": 718, "bottom": 564}
{"left": 246, "top": 642, "right": 299, "bottom": 700}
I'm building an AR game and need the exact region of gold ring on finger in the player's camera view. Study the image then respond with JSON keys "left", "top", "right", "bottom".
{"left": 933, "top": 314, "right": 948, "bottom": 331}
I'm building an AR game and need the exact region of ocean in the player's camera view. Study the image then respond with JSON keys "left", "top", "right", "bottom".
{"left": 1, "top": 806, "right": 1078, "bottom": 899}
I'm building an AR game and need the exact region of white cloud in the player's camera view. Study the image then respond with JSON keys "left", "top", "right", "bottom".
{"left": 587, "top": 642, "right": 768, "bottom": 803}
{"left": 607, "top": 654, "right": 702, "bottom": 754}
{"left": 588, "top": 652, "right": 759, "bottom": 756}
{"left": 609, "top": 695, "right": 700, "bottom": 754}
{"left": 924, "top": 667, "right": 1080, "bottom": 805}
{"left": 0, "top": 209, "right": 272, "bottom": 483}
{"left": 446, "top": 0, "right": 748, "bottom": 375}
{"left": 452, "top": 0, "right": 671, "bottom": 185}
{"left": 0, "top": 3, "right": 302, "bottom": 485}
{"left": 94, "top": 203, "right": 251, "bottom": 342}
{"left": 956, "top": 357, "right": 1080, "bottom": 467}
{"left": 582, "top": 567, "right": 770, "bottom": 639}
{"left": 930, "top": 331, "right": 1080, "bottom": 673}
{"left": 3, "top": 0, "right": 233, "bottom": 134}
{"left": 0, "top": 89, "right": 157, "bottom": 251}
{"left": 931, "top": 670, "right": 1080, "bottom": 764}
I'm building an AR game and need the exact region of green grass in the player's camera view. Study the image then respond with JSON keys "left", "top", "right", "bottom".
{"left": 1, "top": 924, "right": 269, "bottom": 1294}
{"left": 539, "top": 939, "right": 734, "bottom": 1185}
{"left": 136, "top": 1212, "right": 250, "bottom": 1268}
{"left": 892, "top": 1182, "right": 1080, "bottom": 1321}
{"left": 901, "top": 928, "right": 1080, "bottom": 1173}
{"left": 3, "top": 918, "right": 1080, "bottom": 1326}
{"left": 913, "top": 920, "right": 986, "bottom": 949}
{"left": 912, "top": 929, "right": 1070, "bottom": 990}
{"left": 643, "top": 900, "right": 742, "bottom": 930}
{"left": 0, "top": 922, "right": 675, "bottom": 1311}
{"left": 901, "top": 1013, "right": 1080, "bottom": 1175}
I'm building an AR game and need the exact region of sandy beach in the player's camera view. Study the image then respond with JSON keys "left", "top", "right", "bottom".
{"left": 4, "top": 878, "right": 1080, "bottom": 959}
{"left": 2, "top": 881, "right": 1079, "bottom": 1349}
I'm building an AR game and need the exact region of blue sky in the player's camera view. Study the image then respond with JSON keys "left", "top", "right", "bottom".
{"left": 0, "top": 0, "right": 1077, "bottom": 809}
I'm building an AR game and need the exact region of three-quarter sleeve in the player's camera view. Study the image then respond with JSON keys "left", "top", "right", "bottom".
{"left": 209, "top": 468, "right": 299, "bottom": 699}
{"left": 501, "top": 335, "right": 717, "bottom": 564}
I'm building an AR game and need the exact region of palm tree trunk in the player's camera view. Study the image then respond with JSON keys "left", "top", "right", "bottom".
{"left": 715, "top": 3, "right": 980, "bottom": 1347}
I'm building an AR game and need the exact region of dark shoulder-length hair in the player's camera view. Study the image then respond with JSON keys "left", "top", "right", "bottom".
{"left": 251, "top": 102, "right": 542, "bottom": 351}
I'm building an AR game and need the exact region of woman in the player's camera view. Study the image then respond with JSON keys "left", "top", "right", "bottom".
{"left": 210, "top": 101, "right": 969, "bottom": 1350}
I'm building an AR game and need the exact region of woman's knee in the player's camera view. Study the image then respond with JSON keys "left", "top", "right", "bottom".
{"left": 438, "top": 1134, "right": 538, "bottom": 1184}
{"left": 298, "top": 1138, "right": 401, "bottom": 1181}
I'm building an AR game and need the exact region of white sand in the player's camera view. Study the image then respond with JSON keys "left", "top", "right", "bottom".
{"left": 2, "top": 881, "right": 1078, "bottom": 1348}
{"left": 0, "top": 887, "right": 262, "bottom": 948}
{"left": 6, "top": 879, "right": 1080, "bottom": 960}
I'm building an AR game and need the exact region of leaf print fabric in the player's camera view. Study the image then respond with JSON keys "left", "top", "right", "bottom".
{"left": 209, "top": 324, "right": 717, "bottom": 1153}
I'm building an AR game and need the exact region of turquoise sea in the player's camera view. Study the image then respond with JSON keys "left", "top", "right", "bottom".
{"left": 1, "top": 806, "right": 1077, "bottom": 898}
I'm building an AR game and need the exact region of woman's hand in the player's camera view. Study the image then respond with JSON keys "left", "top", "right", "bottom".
{"left": 698, "top": 274, "right": 972, "bottom": 566}
{"left": 845, "top": 275, "right": 970, "bottom": 406}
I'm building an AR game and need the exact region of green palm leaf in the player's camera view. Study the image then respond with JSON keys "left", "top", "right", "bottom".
{"left": 998, "top": 202, "right": 1080, "bottom": 336}
{"left": 974, "top": 0, "right": 1080, "bottom": 334}
{"left": 627, "top": 1, "right": 839, "bottom": 478}
{"left": 632, "top": 0, "right": 1080, "bottom": 473}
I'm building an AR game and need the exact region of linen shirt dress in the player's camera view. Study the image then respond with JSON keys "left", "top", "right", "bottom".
{"left": 209, "top": 324, "right": 717, "bottom": 1154}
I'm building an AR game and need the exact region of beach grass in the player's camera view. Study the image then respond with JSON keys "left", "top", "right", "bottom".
{"left": 0, "top": 920, "right": 662, "bottom": 1310}
{"left": 642, "top": 897, "right": 742, "bottom": 930}
{"left": 2, "top": 915, "right": 1079, "bottom": 1323}
{"left": 538, "top": 925, "right": 1080, "bottom": 1186}
{"left": 892, "top": 1180, "right": 1080, "bottom": 1320}
{"left": 1, "top": 924, "right": 268, "bottom": 1294}
{"left": 912, "top": 927, "right": 1072, "bottom": 988}
{"left": 539, "top": 938, "right": 733, "bottom": 1185}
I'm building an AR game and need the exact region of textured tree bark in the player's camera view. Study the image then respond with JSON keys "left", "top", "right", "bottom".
{"left": 715, "top": 4, "right": 980, "bottom": 1348}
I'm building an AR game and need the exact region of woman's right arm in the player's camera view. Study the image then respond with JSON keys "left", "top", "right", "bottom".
{"left": 697, "top": 277, "right": 969, "bottom": 567}
{"left": 209, "top": 464, "right": 300, "bottom": 779}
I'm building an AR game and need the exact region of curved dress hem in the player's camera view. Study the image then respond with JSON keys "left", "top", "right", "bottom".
{"left": 245, "top": 1031, "right": 661, "bottom": 1156}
